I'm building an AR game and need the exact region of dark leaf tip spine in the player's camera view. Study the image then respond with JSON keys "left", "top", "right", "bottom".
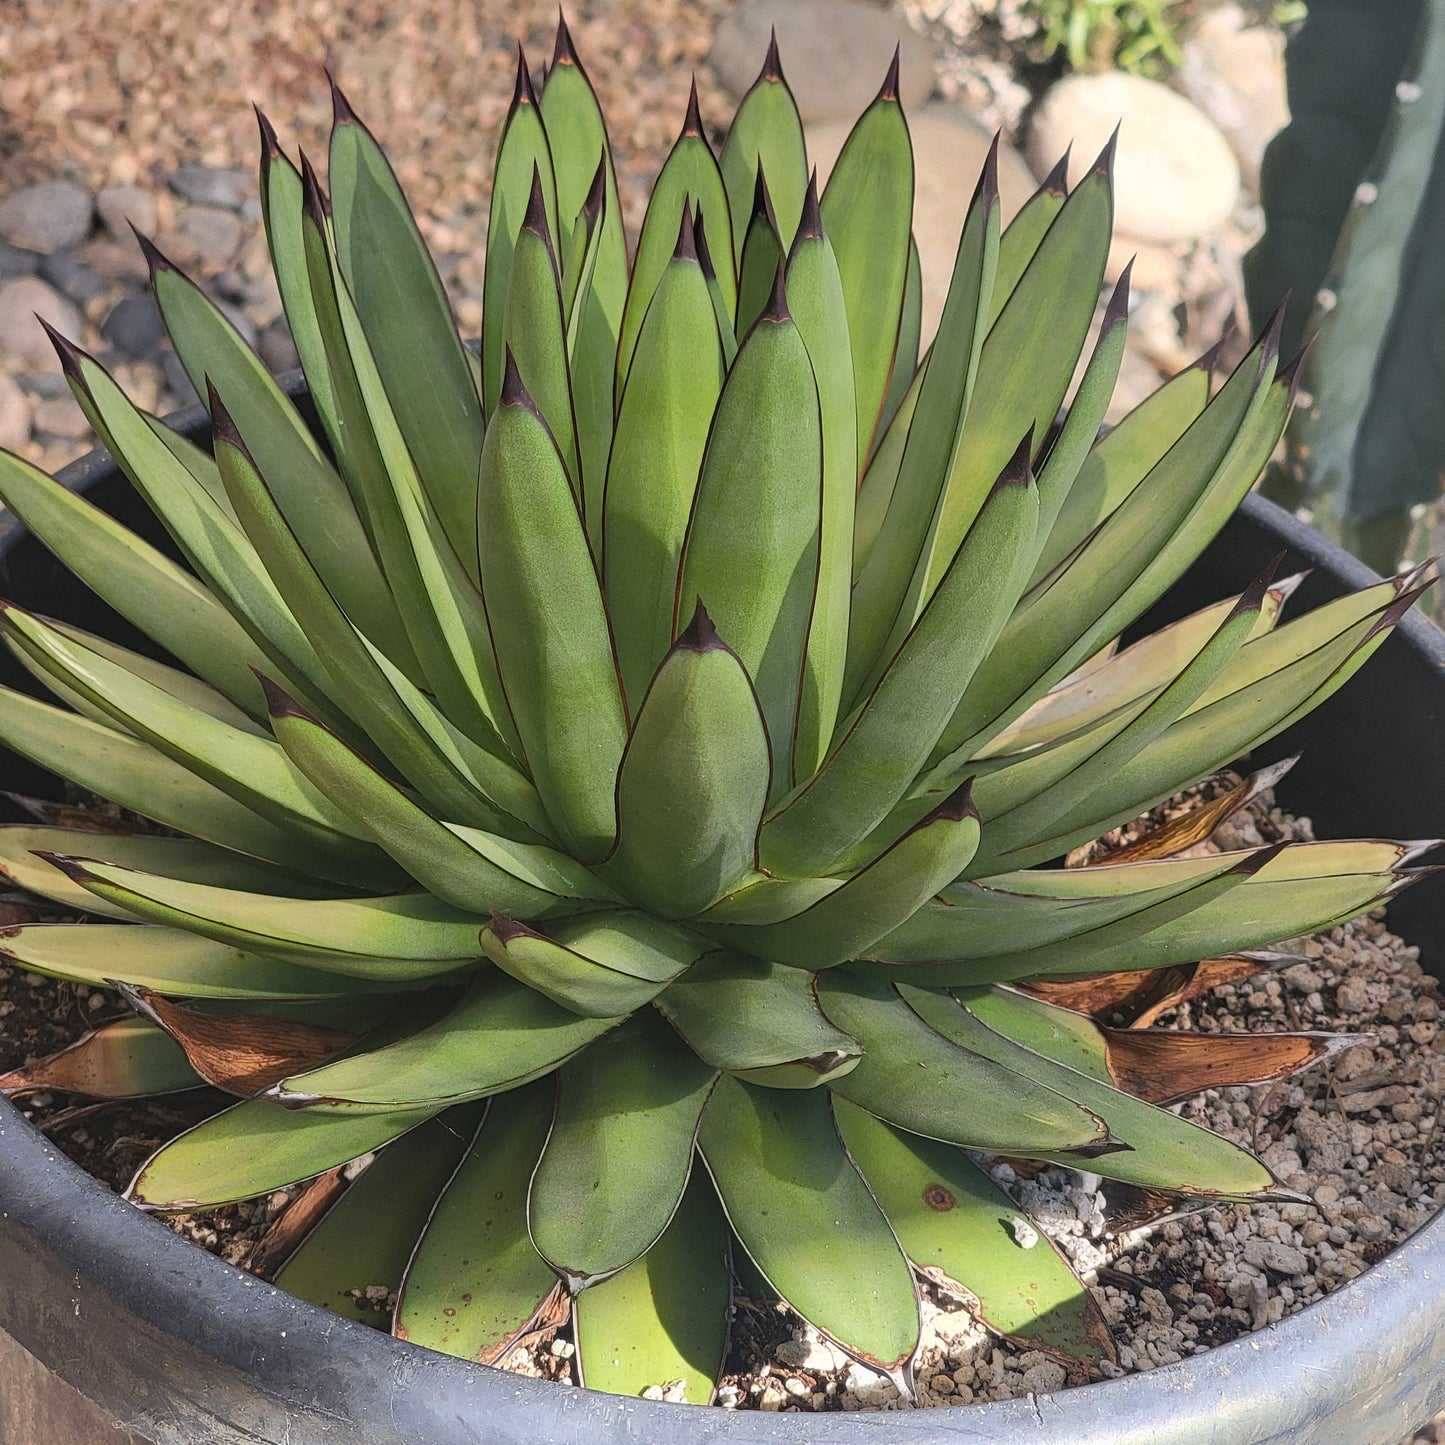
{"left": 254, "top": 105, "right": 282, "bottom": 163}
{"left": 512, "top": 46, "right": 538, "bottom": 110}
{"left": 876, "top": 45, "right": 901, "bottom": 104}
{"left": 1092, "top": 125, "right": 1119, "bottom": 178}
{"left": 1102, "top": 261, "right": 1132, "bottom": 334}
{"left": 582, "top": 153, "right": 607, "bottom": 227}
{"left": 552, "top": 10, "right": 580, "bottom": 68}
{"left": 1279, "top": 335, "right": 1315, "bottom": 406}
{"left": 205, "top": 379, "right": 245, "bottom": 453}
{"left": 1039, "top": 147, "right": 1071, "bottom": 197}
{"left": 522, "top": 163, "right": 552, "bottom": 241}
{"left": 760, "top": 28, "right": 786, "bottom": 84}
{"left": 675, "top": 599, "right": 723, "bottom": 652}
{"left": 326, "top": 68, "right": 358, "bottom": 128}
{"left": 1230, "top": 840, "right": 1290, "bottom": 878}
{"left": 1230, "top": 554, "right": 1284, "bottom": 620}
{"left": 692, "top": 208, "right": 718, "bottom": 282}
{"left": 761, "top": 261, "right": 790, "bottom": 323}
{"left": 499, "top": 346, "right": 543, "bottom": 420}
{"left": 751, "top": 162, "right": 778, "bottom": 229}
{"left": 797, "top": 169, "right": 822, "bottom": 240}
{"left": 1188, "top": 333, "right": 1230, "bottom": 378}
{"left": 673, "top": 198, "right": 697, "bottom": 263}
{"left": 991, "top": 427, "right": 1034, "bottom": 496}
{"left": 977, "top": 133, "right": 1001, "bottom": 214}
{"left": 129, "top": 226, "right": 174, "bottom": 277}
{"left": 487, "top": 911, "right": 540, "bottom": 944}
{"left": 683, "top": 76, "right": 704, "bottom": 137}
{"left": 935, "top": 776, "right": 979, "bottom": 823}
{"left": 37, "top": 314, "right": 85, "bottom": 381}
{"left": 254, "top": 672, "right": 309, "bottom": 721}
{"left": 298, "top": 151, "right": 330, "bottom": 223}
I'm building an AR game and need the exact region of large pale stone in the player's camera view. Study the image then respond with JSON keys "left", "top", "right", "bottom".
{"left": 1028, "top": 72, "right": 1240, "bottom": 244}
{"left": 0, "top": 180, "right": 92, "bottom": 254}
{"left": 709, "top": 0, "right": 938, "bottom": 124}
{"left": 808, "top": 104, "right": 1036, "bottom": 340}
{"left": 0, "top": 276, "right": 84, "bottom": 367}
{"left": 1178, "top": 4, "right": 1289, "bottom": 195}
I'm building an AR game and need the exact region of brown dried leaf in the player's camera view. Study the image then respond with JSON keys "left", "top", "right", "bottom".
{"left": 247, "top": 1167, "right": 348, "bottom": 1280}
{"left": 1101, "top": 1025, "right": 1362, "bottom": 1105}
{"left": 118, "top": 983, "right": 359, "bottom": 1096}
{"left": 1083, "top": 756, "right": 1298, "bottom": 865}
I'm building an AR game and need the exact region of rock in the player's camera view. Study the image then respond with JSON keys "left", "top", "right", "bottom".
{"left": 710, "top": 0, "right": 938, "bottom": 124}
{"left": 0, "top": 371, "right": 31, "bottom": 449}
{"left": 807, "top": 103, "right": 1035, "bottom": 339}
{"left": 1242, "top": 1238, "right": 1309, "bottom": 1276}
{"left": 0, "top": 180, "right": 93, "bottom": 254}
{"left": 258, "top": 320, "right": 301, "bottom": 375}
{"left": 16, "top": 370, "right": 69, "bottom": 399}
{"left": 169, "top": 166, "right": 252, "bottom": 212}
{"left": 1105, "top": 235, "right": 1177, "bottom": 292}
{"left": 95, "top": 184, "right": 159, "bottom": 244}
{"left": 1178, "top": 5, "right": 1288, "bottom": 196}
{"left": 32, "top": 393, "right": 91, "bottom": 441}
{"left": 774, "top": 1333, "right": 849, "bottom": 1372}
{"left": 0, "top": 276, "right": 84, "bottom": 366}
{"left": 163, "top": 206, "right": 243, "bottom": 269}
{"left": 1027, "top": 72, "right": 1240, "bottom": 245}
{"left": 39, "top": 250, "right": 108, "bottom": 306}
{"left": 101, "top": 296, "right": 166, "bottom": 358}
{"left": 1022, "top": 1359, "right": 1067, "bottom": 1393}
{"left": 0, "top": 242, "right": 40, "bottom": 279}
{"left": 75, "top": 236, "right": 151, "bottom": 284}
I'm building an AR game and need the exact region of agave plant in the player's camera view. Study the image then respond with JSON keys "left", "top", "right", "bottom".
{"left": 0, "top": 20, "right": 1430, "bottom": 1405}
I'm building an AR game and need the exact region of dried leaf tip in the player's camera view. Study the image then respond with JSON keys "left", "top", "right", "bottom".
{"left": 760, "top": 261, "right": 791, "bottom": 324}
{"left": 672, "top": 198, "right": 697, "bottom": 263}
{"left": 30, "top": 851, "right": 91, "bottom": 883}
{"left": 876, "top": 45, "right": 901, "bottom": 104}
{"left": 682, "top": 75, "right": 704, "bottom": 136}
{"left": 326, "top": 68, "right": 358, "bottom": 128}
{"left": 759, "top": 27, "right": 786, "bottom": 84}
{"left": 512, "top": 45, "right": 539, "bottom": 110}
{"left": 675, "top": 599, "right": 723, "bottom": 652}
{"left": 934, "top": 776, "right": 979, "bottom": 824}
{"left": 552, "top": 10, "right": 580, "bottom": 69}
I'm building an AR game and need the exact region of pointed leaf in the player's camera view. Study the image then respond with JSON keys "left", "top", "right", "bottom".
{"left": 529, "top": 1011, "right": 717, "bottom": 1286}
{"left": 719, "top": 45, "right": 808, "bottom": 256}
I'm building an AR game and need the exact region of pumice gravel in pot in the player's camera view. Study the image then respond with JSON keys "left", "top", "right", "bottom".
{"left": 0, "top": 14, "right": 1443, "bottom": 1437}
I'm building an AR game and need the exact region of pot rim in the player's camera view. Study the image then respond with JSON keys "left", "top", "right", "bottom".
{"left": 2, "top": 404, "right": 1444, "bottom": 1444}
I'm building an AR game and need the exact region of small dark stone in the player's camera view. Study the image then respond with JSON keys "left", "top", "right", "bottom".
{"left": 16, "top": 371, "right": 71, "bottom": 400}
{"left": 101, "top": 295, "right": 166, "bottom": 358}
{"left": 169, "top": 166, "right": 252, "bottom": 211}
{"left": 39, "top": 249, "right": 108, "bottom": 305}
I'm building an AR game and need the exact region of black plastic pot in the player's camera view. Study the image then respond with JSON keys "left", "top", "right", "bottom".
{"left": 2, "top": 409, "right": 1444, "bottom": 1444}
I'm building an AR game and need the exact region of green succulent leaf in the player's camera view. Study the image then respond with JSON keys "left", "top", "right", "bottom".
{"left": 273, "top": 972, "right": 622, "bottom": 1109}
{"left": 819, "top": 60, "right": 914, "bottom": 463}
{"left": 275, "top": 1107, "right": 481, "bottom": 1324}
{"left": 618, "top": 84, "right": 736, "bottom": 390}
{"left": 478, "top": 359, "right": 628, "bottom": 861}
{"left": 734, "top": 174, "right": 787, "bottom": 337}
{"left": 572, "top": 1168, "right": 730, "bottom": 1403}
{"left": 328, "top": 83, "right": 487, "bottom": 572}
{"left": 0, "top": 1016, "right": 200, "bottom": 1101}
{"left": 603, "top": 222, "right": 727, "bottom": 702}
{"left": 395, "top": 1083, "right": 560, "bottom": 1362}
{"left": 989, "top": 159, "right": 1068, "bottom": 327}
{"left": 609, "top": 605, "right": 771, "bottom": 918}
{"left": 719, "top": 40, "right": 808, "bottom": 258}
{"left": 653, "top": 950, "right": 862, "bottom": 1089}
{"left": 833, "top": 1100, "right": 1117, "bottom": 1370}
{"left": 676, "top": 276, "right": 822, "bottom": 782}
{"left": 817, "top": 973, "right": 1112, "bottom": 1155}
{"left": 528, "top": 1010, "right": 718, "bottom": 1286}
{"left": 479, "top": 911, "right": 705, "bottom": 1018}
{"left": 127, "top": 1097, "right": 435, "bottom": 1209}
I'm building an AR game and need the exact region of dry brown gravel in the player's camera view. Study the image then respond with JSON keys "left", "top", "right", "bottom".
{"left": 0, "top": 0, "right": 738, "bottom": 246}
